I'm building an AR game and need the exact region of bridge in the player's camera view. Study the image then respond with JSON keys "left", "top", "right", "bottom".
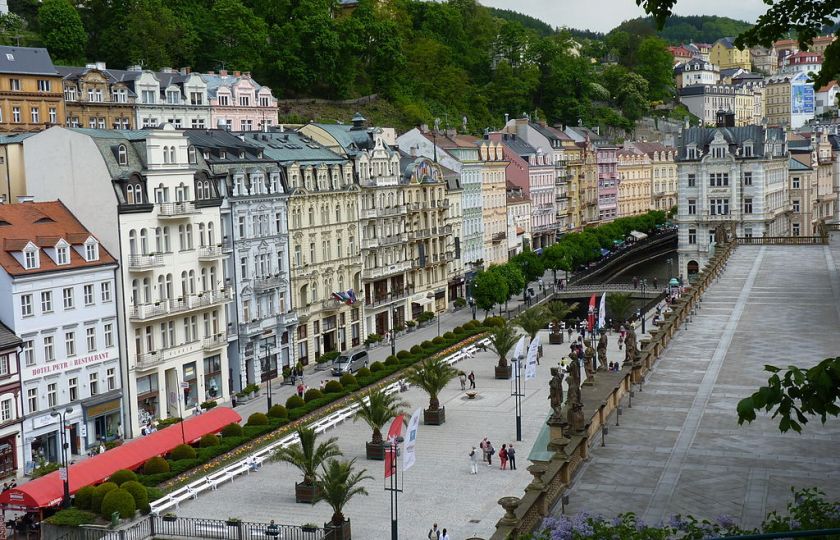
{"left": 570, "top": 229, "right": 677, "bottom": 285}
{"left": 553, "top": 282, "right": 663, "bottom": 300}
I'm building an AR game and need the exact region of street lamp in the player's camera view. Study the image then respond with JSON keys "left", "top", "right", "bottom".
{"left": 639, "top": 279, "right": 647, "bottom": 335}
{"left": 511, "top": 355, "right": 524, "bottom": 441}
{"left": 469, "top": 297, "right": 476, "bottom": 321}
{"left": 261, "top": 342, "right": 274, "bottom": 410}
{"left": 390, "top": 307, "right": 398, "bottom": 358}
{"left": 426, "top": 292, "right": 441, "bottom": 336}
{"left": 50, "top": 407, "right": 73, "bottom": 508}
{"left": 385, "top": 435, "right": 405, "bottom": 540}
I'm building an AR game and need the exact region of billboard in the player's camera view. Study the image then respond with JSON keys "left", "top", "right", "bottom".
{"left": 792, "top": 84, "right": 815, "bottom": 114}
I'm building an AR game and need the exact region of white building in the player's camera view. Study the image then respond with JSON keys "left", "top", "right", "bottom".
{"left": 22, "top": 125, "right": 230, "bottom": 437}
{"left": 0, "top": 201, "right": 121, "bottom": 471}
{"left": 675, "top": 59, "right": 720, "bottom": 88}
{"left": 676, "top": 126, "right": 789, "bottom": 281}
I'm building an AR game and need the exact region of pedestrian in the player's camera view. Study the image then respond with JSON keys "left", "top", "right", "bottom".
{"left": 469, "top": 446, "right": 479, "bottom": 474}
{"left": 484, "top": 439, "right": 495, "bottom": 466}
{"left": 440, "top": 528, "right": 450, "bottom": 540}
{"left": 459, "top": 372, "right": 467, "bottom": 391}
{"left": 633, "top": 276, "right": 639, "bottom": 289}
{"left": 499, "top": 444, "right": 508, "bottom": 470}
{"left": 508, "top": 444, "right": 516, "bottom": 470}
{"left": 428, "top": 523, "right": 441, "bottom": 539}
{"left": 468, "top": 371, "right": 476, "bottom": 389}
{"left": 567, "top": 326, "right": 573, "bottom": 340}
{"left": 653, "top": 276, "right": 658, "bottom": 289}
{"left": 319, "top": 380, "right": 326, "bottom": 391}
{"left": 296, "top": 381, "right": 305, "bottom": 398}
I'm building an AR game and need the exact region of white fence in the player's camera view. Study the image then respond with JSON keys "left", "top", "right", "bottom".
{"left": 149, "top": 338, "right": 490, "bottom": 515}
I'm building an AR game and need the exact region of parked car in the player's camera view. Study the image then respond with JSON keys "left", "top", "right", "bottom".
{"left": 331, "top": 350, "right": 369, "bottom": 376}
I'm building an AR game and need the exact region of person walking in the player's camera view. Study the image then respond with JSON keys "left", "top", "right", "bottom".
{"left": 499, "top": 444, "right": 508, "bottom": 470}
{"left": 428, "top": 523, "right": 441, "bottom": 539}
{"left": 484, "top": 439, "right": 495, "bottom": 466}
{"left": 508, "top": 444, "right": 517, "bottom": 470}
{"left": 296, "top": 381, "right": 305, "bottom": 398}
{"left": 468, "top": 371, "right": 476, "bottom": 389}
{"left": 459, "top": 372, "right": 467, "bottom": 391}
{"left": 469, "top": 446, "right": 479, "bottom": 474}
{"left": 440, "top": 529, "right": 450, "bottom": 540}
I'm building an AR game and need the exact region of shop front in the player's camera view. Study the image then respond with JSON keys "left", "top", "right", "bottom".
{"left": 24, "top": 409, "right": 82, "bottom": 474}
{"left": 83, "top": 391, "right": 123, "bottom": 448}
{"left": 0, "top": 433, "right": 18, "bottom": 478}
{"left": 136, "top": 373, "right": 159, "bottom": 427}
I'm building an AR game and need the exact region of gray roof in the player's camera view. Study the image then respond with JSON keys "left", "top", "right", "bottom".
{"left": 0, "top": 46, "right": 58, "bottom": 76}
{"left": 715, "top": 37, "right": 737, "bottom": 49}
{"left": 498, "top": 133, "right": 538, "bottom": 157}
{"left": 676, "top": 126, "right": 786, "bottom": 161}
{"left": 307, "top": 122, "right": 380, "bottom": 157}
{"left": 0, "top": 321, "right": 20, "bottom": 351}
{"left": 788, "top": 157, "right": 811, "bottom": 171}
{"left": 202, "top": 74, "right": 267, "bottom": 99}
{"left": 245, "top": 131, "right": 347, "bottom": 165}
{"left": 0, "top": 133, "right": 34, "bottom": 144}
{"left": 70, "top": 128, "right": 151, "bottom": 179}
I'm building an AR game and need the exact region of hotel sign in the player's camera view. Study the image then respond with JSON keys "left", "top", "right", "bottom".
{"left": 27, "top": 351, "right": 112, "bottom": 379}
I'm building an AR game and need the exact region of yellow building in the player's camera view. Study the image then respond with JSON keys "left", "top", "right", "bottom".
{"left": 617, "top": 148, "right": 652, "bottom": 217}
{"left": 59, "top": 65, "right": 135, "bottom": 129}
{"left": 710, "top": 37, "right": 752, "bottom": 70}
{"left": 0, "top": 46, "right": 65, "bottom": 132}
{"left": 562, "top": 141, "right": 584, "bottom": 230}
{"left": 631, "top": 142, "right": 677, "bottom": 212}
{"left": 477, "top": 139, "right": 508, "bottom": 266}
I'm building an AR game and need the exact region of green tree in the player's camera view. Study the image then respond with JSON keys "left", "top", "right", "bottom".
{"left": 547, "top": 300, "right": 579, "bottom": 329}
{"left": 606, "top": 292, "right": 634, "bottom": 324}
{"left": 485, "top": 322, "right": 520, "bottom": 370}
{"left": 269, "top": 426, "right": 342, "bottom": 486}
{"left": 510, "top": 250, "right": 545, "bottom": 284}
{"left": 38, "top": 0, "right": 86, "bottom": 64}
{"left": 635, "top": 36, "right": 674, "bottom": 102}
{"left": 352, "top": 389, "right": 407, "bottom": 446}
{"left": 472, "top": 270, "right": 508, "bottom": 314}
{"left": 406, "top": 357, "right": 459, "bottom": 413}
{"left": 515, "top": 306, "right": 548, "bottom": 343}
{"left": 315, "top": 458, "right": 372, "bottom": 527}
{"left": 489, "top": 263, "right": 525, "bottom": 307}
{"left": 203, "top": 0, "right": 268, "bottom": 72}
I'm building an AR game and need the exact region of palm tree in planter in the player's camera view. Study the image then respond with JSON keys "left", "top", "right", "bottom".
{"left": 486, "top": 322, "right": 521, "bottom": 379}
{"left": 406, "top": 357, "right": 458, "bottom": 425}
{"left": 546, "top": 300, "right": 579, "bottom": 344}
{"left": 352, "top": 389, "right": 408, "bottom": 460}
{"left": 269, "top": 426, "right": 342, "bottom": 503}
{"left": 316, "top": 458, "right": 372, "bottom": 540}
{"left": 515, "top": 306, "right": 549, "bottom": 345}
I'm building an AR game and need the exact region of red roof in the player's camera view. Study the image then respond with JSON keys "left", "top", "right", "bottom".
{"left": 0, "top": 407, "right": 241, "bottom": 510}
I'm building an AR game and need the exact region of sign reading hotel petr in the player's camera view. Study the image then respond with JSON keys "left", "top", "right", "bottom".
{"left": 28, "top": 351, "right": 112, "bottom": 379}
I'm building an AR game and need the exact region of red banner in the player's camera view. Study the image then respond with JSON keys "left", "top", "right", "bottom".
{"left": 587, "top": 294, "right": 596, "bottom": 332}
{"left": 384, "top": 414, "right": 404, "bottom": 478}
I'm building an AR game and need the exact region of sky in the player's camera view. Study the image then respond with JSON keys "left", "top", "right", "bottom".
{"left": 479, "top": 0, "right": 768, "bottom": 33}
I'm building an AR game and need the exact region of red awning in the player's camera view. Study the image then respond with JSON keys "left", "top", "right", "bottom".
{"left": 0, "top": 407, "right": 241, "bottom": 510}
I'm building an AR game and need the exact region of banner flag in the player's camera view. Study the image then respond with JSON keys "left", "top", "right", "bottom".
{"left": 587, "top": 294, "right": 597, "bottom": 332}
{"left": 383, "top": 414, "right": 404, "bottom": 478}
{"left": 598, "top": 292, "right": 606, "bottom": 330}
{"left": 403, "top": 408, "right": 422, "bottom": 472}
{"left": 525, "top": 336, "right": 539, "bottom": 380}
{"left": 513, "top": 335, "right": 526, "bottom": 363}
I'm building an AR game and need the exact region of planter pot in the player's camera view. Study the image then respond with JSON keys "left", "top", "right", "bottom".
{"left": 324, "top": 519, "right": 351, "bottom": 540}
{"left": 406, "top": 326, "right": 415, "bottom": 333}
{"left": 226, "top": 520, "right": 241, "bottom": 527}
{"left": 302, "top": 525, "right": 318, "bottom": 533}
{"left": 365, "top": 441, "right": 386, "bottom": 460}
{"left": 295, "top": 481, "right": 320, "bottom": 504}
{"left": 549, "top": 333, "right": 564, "bottom": 345}
{"left": 495, "top": 365, "right": 512, "bottom": 380}
{"left": 423, "top": 406, "right": 445, "bottom": 425}
{"left": 162, "top": 516, "right": 177, "bottom": 522}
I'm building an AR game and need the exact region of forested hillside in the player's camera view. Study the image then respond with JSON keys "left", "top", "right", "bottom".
{"left": 612, "top": 15, "right": 752, "bottom": 44}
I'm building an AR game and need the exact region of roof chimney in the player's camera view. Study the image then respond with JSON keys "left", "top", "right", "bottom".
{"left": 17, "top": 195, "right": 34, "bottom": 203}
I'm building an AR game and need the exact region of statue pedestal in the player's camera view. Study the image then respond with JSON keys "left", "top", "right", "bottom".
{"left": 547, "top": 417, "right": 571, "bottom": 454}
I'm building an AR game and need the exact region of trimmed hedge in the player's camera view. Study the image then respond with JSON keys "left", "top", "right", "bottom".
{"left": 484, "top": 316, "right": 506, "bottom": 327}
{"left": 385, "top": 356, "right": 399, "bottom": 366}
{"left": 45, "top": 509, "right": 97, "bottom": 526}
{"left": 91, "top": 482, "right": 118, "bottom": 514}
{"left": 143, "top": 457, "right": 170, "bottom": 475}
{"left": 120, "top": 481, "right": 150, "bottom": 514}
{"left": 221, "top": 423, "right": 244, "bottom": 437}
{"left": 268, "top": 405, "right": 288, "bottom": 418}
{"left": 285, "top": 395, "right": 305, "bottom": 409}
{"left": 432, "top": 336, "right": 445, "bottom": 345}
{"left": 443, "top": 331, "right": 456, "bottom": 340}
{"left": 339, "top": 373, "right": 357, "bottom": 387}
{"left": 199, "top": 434, "right": 220, "bottom": 448}
{"left": 109, "top": 469, "right": 138, "bottom": 485}
{"left": 410, "top": 345, "right": 422, "bottom": 355}
{"left": 453, "top": 326, "right": 464, "bottom": 334}
{"left": 170, "top": 444, "right": 197, "bottom": 461}
{"left": 74, "top": 485, "right": 95, "bottom": 510}
{"left": 303, "top": 388, "right": 323, "bottom": 402}
{"left": 370, "top": 361, "right": 384, "bottom": 372}
{"left": 246, "top": 413, "right": 269, "bottom": 426}
{"left": 101, "top": 488, "right": 136, "bottom": 519}
{"left": 323, "top": 380, "right": 343, "bottom": 393}
{"left": 356, "top": 367, "right": 372, "bottom": 378}
{"left": 420, "top": 340, "right": 433, "bottom": 349}
{"left": 396, "top": 350, "right": 411, "bottom": 360}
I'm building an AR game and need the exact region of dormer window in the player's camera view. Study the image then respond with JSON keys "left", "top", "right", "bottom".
{"left": 743, "top": 143, "right": 753, "bottom": 157}
{"left": 117, "top": 144, "right": 128, "bottom": 166}
{"left": 220, "top": 151, "right": 226, "bottom": 160}
{"left": 23, "top": 246, "right": 38, "bottom": 269}
{"left": 166, "top": 90, "right": 180, "bottom": 105}
{"left": 686, "top": 145, "right": 698, "bottom": 159}
{"left": 188, "top": 145, "right": 197, "bottom": 164}
{"left": 712, "top": 146, "right": 726, "bottom": 159}
{"left": 56, "top": 244, "right": 69, "bottom": 265}
{"left": 84, "top": 239, "right": 99, "bottom": 262}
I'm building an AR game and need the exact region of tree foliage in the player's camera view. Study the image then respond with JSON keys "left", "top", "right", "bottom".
{"left": 269, "top": 426, "right": 342, "bottom": 485}
{"left": 37, "top": 0, "right": 86, "bottom": 65}
{"left": 472, "top": 270, "right": 508, "bottom": 313}
{"left": 485, "top": 322, "right": 520, "bottom": 369}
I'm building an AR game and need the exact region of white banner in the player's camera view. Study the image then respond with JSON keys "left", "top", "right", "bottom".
{"left": 513, "top": 335, "right": 526, "bottom": 363}
{"left": 525, "top": 336, "right": 539, "bottom": 380}
{"left": 403, "top": 408, "right": 422, "bottom": 471}
{"left": 598, "top": 292, "right": 606, "bottom": 330}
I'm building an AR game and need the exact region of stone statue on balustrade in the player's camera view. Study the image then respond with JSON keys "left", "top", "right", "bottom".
{"left": 597, "top": 333, "right": 608, "bottom": 370}
{"left": 564, "top": 357, "right": 584, "bottom": 434}
{"left": 584, "top": 345, "right": 596, "bottom": 380}
{"left": 548, "top": 367, "right": 564, "bottom": 424}
{"left": 624, "top": 325, "right": 639, "bottom": 367}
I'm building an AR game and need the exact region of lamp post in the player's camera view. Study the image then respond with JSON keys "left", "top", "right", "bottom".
{"left": 469, "top": 297, "right": 476, "bottom": 321}
{"left": 511, "top": 355, "right": 524, "bottom": 441}
{"left": 390, "top": 307, "right": 398, "bottom": 358}
{"left": 426, "top": 292, "right": 441, "bottom": 336}
{"left": 262, "top": 342, "right": 274, "bottom": 410}
{"left": 50, "top": 407, "right": 73, "bottom": 508}
{"left": 385, "top": 435, "right": 405, "bottom": 540}
{"left": 639, "top": 279, "right": 647, "bottom": 335}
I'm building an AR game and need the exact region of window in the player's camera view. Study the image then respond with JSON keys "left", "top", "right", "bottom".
{"left": 86, "top": 327, "right": 96, "bottom": 352}
{"left": 49, "top": 107, "right": 57, "bottom": 124}
{"left": 0, "top": 355, "right": 7, "bottom": 376}
{"left": 104, "top": 323, "right": 113, "bottom": 348}
{"left": 22, "top": 340, "right": 33, "bottom": 366}
{"left": 687, "top": 173, "right": 696, "bottom": 187}
{"left": 11, "top": 107, "right": 19, "bottom": 123}
{"left": 239, "top": 95, "right": 250, "bottom": 106}
{"left": 188, "top": 146, "right": 197, "bottom": 164}
{"left": 69, "top": 378, "right": 78, "bottom": 402}
{"left": 10, "top": 79, "right": 19, "bottom": 91}
{"left": 117, "top": 144, "right": 128, "bottom": 165}
{"left": 259, "top": 96, "right": 271, "bottom": 107}
{"left": 688, "top": 228, "right": 697, "bottom": 244}
{"left": 709, "top": 198, "right": 730, "bottom": 215}
{"left": 41, "top": 291, "right": 53, "bottom": 313}
{"left": 190, "top": 92, "right": 203, "bottom": 105}
{"left": 47, "top": 383, "right": 57, "bottom": 408}
{"left": 107, "top": 368, "right": 116, "bottom": 391}
{"left": 793, "top": 199, "right": 800, "bottom": 213}
{"left": 27, "top": 388, "right": 37, "bottom": 413}
{"left": 793, "top": 223, "right": 800, "bottom": 236}
{"left": 743, "top": 172, "right": 752, "bottom": 186}
{"left": 218, "top": 94, "right": 229, "bottom": 106}
{"left": 0, "top": 399, "right": 11, "bottom": 422}
{"left": 44, "top": 335, "right": 54, "bottom": 361}
{"left": 63, "top": 287, "right": 75, "bottom": 309}
{"left": 709, "top": 173, "right": 729, "bottom": 187}
{"left": 65, "top": 331, "right": 76, "bottom": 357}
{"left": 20, "top": 294, "right": 32, "bottom": 317}
{"left": 84, "top": 284, "right": 94, "bottom": 306}
{"left": 792, "top": 177, "right": 800, "bottom": 189}
{"left": 30, "top": 107, "right": 39, "bottom": 123}
{"left": 24, "top": 248, "right": 37, "bottom": 269}
{"left": 744, "top": 198, "right": 753, "bottom": 214}
{"left": 687, "top": 199, "right": 696, "bottom": 215}
{"left": 141, "top": 90, "right": 156, "bottom": 104}
{"left": 65, "top": 86, "right": 77, "bottom": 101}
{"left": 89, "top": 372, "right": 99, "bottom": 396}
{"left": 101, "top": 282, "right": 112, "bottom": 302}
{"left": 56, "top": 246, "right": 69, "bottom": 265}
{"left": 85, "top": 241, "right": 99, "bottom": 261}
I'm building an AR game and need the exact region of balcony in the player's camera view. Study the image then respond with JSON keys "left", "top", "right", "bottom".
{"left": 362, "top": 233, "right": 407, "bottom": 250}
{"left": 253, "top": 274, "right": 286, "bottom": 291}
{"left": 492, "top": 232, "right": 507, "bottom": 243}
{"left": 321, "top": 298, "right": 346, "bottom": 311}
{"left": 366, "top": 289, "right": 411, "bottom": 308}
{"left": 362, "top": 260, "right": 412, "bottom": 281}
{"left": 203, "top": 333, "right": 228, "bottom": 351}
{"left": 158, "top": 201, "right": 198, "bottom": 218}
{"left": 129, "top": 288, "right": 233, "bottom": 322}
{"left": 135, "top": 340, "right": 203, "bottom": 370}
{"left": 360, "top": 207, "right": 377, "bottom": 219}
{"left": 198, "top": 246, "right": 224, "bottom": 260}
{"left": 135, "top": 351, "right": 165, "bottom": 370}
{"left": 128, "top": 254, "right": 164, "bottom": 271}
{"left": 408, "top": 229, "right": 432, "bottom": 241}
{"left": 440, "top": 225, "right": 453, "bottom": 235}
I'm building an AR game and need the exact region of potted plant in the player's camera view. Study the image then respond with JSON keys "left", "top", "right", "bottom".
{"left": 546, "top": 300, "right": 578, "bottom": 344}
{"left": 352, "top": 389, "right": 407, "bottom": 460}
{"left": 406, "top": 357, "right": 458, "bottom": 425}
{"left": 162, "top": 513, "right": 177, "bottom": 522}
{"left": 515, "top": 306, "right": 549, "bottom": 350}
{"left": 302, "top": 523, "right": 319, "bottom": 533}
{"left": 282, "top": 366, "right": 293, "bottom": 384}
{"left": 316, "top": 459, "right": 372, "bottom": 540}
{"left": 269, "top": 426, "right": 342, "bottom": 504}
{"left": 226, "top": 517, "right": 242, "bottom": 526}
{"left": 453, "top": 297, "right": 467, "bottom": 310}
{"left": 486, "top": 322, "right": 520, "bottom": 379}
{"left": 405, "top": 320, "right": 416, "bottom": 333}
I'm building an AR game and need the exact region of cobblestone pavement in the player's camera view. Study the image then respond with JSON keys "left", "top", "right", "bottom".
{"left": 175, "top": 327, "right": 629, "bottom": 539}
{"left": 555, "top": 243, "right": 840, "bottom": 529}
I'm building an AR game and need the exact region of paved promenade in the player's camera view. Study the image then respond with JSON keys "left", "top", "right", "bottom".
{"left": 556, "top": 243, "right": 840, "bottom": 528}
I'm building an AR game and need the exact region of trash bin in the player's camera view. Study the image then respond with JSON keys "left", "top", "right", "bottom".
{"left": 111, "top": 511, "right": 120, "bottom": 527}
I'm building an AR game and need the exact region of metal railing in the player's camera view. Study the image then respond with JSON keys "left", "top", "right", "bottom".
{"left": 736, "top": 235, "right": 826, "bottom": 245}
{"left": 158, "top": 201, "right": 197, "bottom": 217}
{"left": 198, "top": 246, "right": 224, "bottom": 259}
{"left": 129, "top": 288, "right": 233, "bottom": 321}
{"left": 128, "top": 254, "right": 164, "bottom": 270}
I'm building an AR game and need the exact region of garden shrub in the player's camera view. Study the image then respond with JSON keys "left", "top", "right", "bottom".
{"left": 323, "top": 380, "right": 343, "bottom": 393}
{"left": 410, "top": 345, "right": 422, "bottom": 355}
{"left": 109, "top": 469, "right": 137, "bottom": 485}
{"left": 370, "top": 361, "right": 384, "bottom": 372}
{"left": 91, "top": 482, "right": 118, "bottom": 514}
{"left": 304, "top": 388, "right": 323, "bottom": 402}
{"left": 285, "top": 395, "right": 305, "bottom": 409}
{"left": 464, "top": 320, "right": 479, "bottom": 330}
{"left": 484, "top": 316, "right": 505, "bottom": 327}
{"left": 339, "top": 373, "right": 357, "bottom": 387}
{"left": 246, "top": 412, "right": 269, "bottom": 426}
{"left": 385, "top": 355, "right": 399, "bottom": 366}
{"left": 120, "top": 481, "right": 150, "bottom": 514}
{"left": 170, "top": 444, "right": 197, "bottom": 461}
{"left": 74, "top": 485, "right": 95, "bottom": 510}
{"left": 157, "top": 417, "right": 182, "bottom": 428}
{"left": 199, "top": 434, "right": 220, "bottom": 447}
{"left": 443, "top": 331, "right": 455, "bottom": 340}
{"left": 221, "top": 422, "right": 244, "bottom": 437}
{"left": 32, "top": 461, "right": 59, "bottom": 478}
{"left": 432, "top": 336, "right": 445, "bottom": 345}
{"left": 396, "top": 350, "right": 411, "bottom": 360}
{"left": 268, "top": 405, "right": 288, "bottom": 418}
{"left": 355, "top": 367, "right": 372, "bottom": 377}
{"left": 142, "top": 456, "right": 169, "bottom": 475}
{"left": 45, "top": 509, "right": 96, "bottom": 526}
{"left": 100, "top": 488, "right": 136, "bottom": 519}
{"left": 453, "top": 326, "right": 464, "bottom": 334}
{"left": 146, "top": 487, "right": 164, "bottom": 503}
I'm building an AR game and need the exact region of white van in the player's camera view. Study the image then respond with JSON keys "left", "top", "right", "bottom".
{"left": 331, "top": 350, "right": 369, "bottom": 376}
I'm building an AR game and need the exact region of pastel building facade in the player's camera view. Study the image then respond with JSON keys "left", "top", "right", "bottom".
{"left": 203, "top": 71, "right": 278, "bottom": 132}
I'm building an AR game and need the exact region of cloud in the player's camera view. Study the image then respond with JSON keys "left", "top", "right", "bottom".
{"left": 479, "top": 0, "right": 767, "bottom": 33}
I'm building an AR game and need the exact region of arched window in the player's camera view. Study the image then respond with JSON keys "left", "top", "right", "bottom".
{"left": 139, "top": 228, "right": 148, "bottom": 254}
{"left": 188, "top": 270, "right": 196, "bottom": 294}
{"left": 335, "top": 205, "right": 341, "bottom": 222}
{"left": 117, "top": 144, "right": 128, "bottom": 165}
{"left": 207, "top": 222, "right": 215, "bottom": 245}
{"left": 157, "top": 275, "right": 166, "bottom": 300}
{"left": 181, "top": 271, "right": 189, "bottom": 297}
{"left": 188, "top": 145, "right": 197, "bottom": 164}
{"left": 131, "top": 279, "right": 140, "bottom": 305}
{"left": 169, "top": 146, "right": 176, "bottom": 164}
{"left": 128, "top": 230, "right": 137, "bottom": 256}
{"left": 162, "top": 146, "right": 170, "bottom": 164}
{"left": 308, "top": 207, "right": 314, "bottom": 225}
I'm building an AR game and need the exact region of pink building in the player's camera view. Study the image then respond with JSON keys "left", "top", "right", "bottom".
{"left": 491, "top": 133, "right": 556, "bottom": 249}
{"left": 202, "top": 70, "right": 278, "bottom": 131}
{"left": 597, "top": 145, "right": 619, "bottom": 221}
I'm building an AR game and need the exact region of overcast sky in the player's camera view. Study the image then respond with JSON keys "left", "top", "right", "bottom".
{"left": 479, "top": 0, "right": 768, "bottom": 33}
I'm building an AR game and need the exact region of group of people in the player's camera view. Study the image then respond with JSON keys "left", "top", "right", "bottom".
{"left": 458, "top": 371, "right": 476, "bottom": 390}
{"left": 428, "top": 523, "right": 451, "bottom": 540}
{"left": 470, "top": 438, "right": 517, "bottom": 473}
{"left": 140, "top": 422, "right": 158, "bottom": 436}
{"left": 606, "top": 362, "right": 621, "bottom": 372}
{"left": 1, "top": 479, "right": 17, "bottom": 492}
